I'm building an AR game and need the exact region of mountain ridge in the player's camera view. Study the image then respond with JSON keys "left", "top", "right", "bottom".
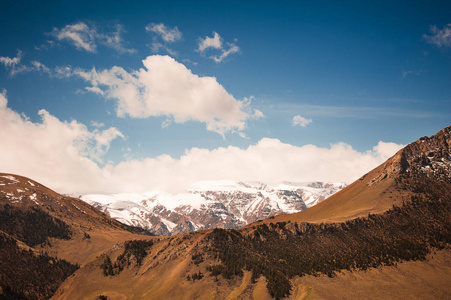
{"left": 254, "top": 125, "right": 451, "bottom": 226}
{"left": 1, "top": 126, "right": 450, "bottom": 299}
{"left": 81, "top": 180, "right": 345, "bottom": 236}
{"left": 52, "top": 125, "right": 451, "bottom": 299}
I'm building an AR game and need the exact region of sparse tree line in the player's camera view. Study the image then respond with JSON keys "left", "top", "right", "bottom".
{"left": 101, "top": 240, "right": 154, "bottom": 276}
{"left": 204, "top": 171, "right": 451, "bottom": 299}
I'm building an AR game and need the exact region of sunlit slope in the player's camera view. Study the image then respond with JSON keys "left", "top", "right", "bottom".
{"left": 259, "top": 162, "right": 405, "bottom": 225}
{"left": 49, "top": 126, "right": 451, "bottom": 299}
{"left": 258, "top": 126, "right": 451, "bottom": 225}
{"left": 0, "top": 173, "right": 154, "bottom": 265}
{"left": 52, "top": 230, "right": 274, "bottom": 300}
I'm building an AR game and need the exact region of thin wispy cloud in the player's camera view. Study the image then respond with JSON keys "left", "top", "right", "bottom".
{"left": 402, "top": 70, "right": 422, "bottom": 79}
{"left": 0, "top": 51, "right": 52, "bottom": 76}
{"left": 287, "top": 104, "right": 448, "bottom": 119}
{"left": 145, "top": 23, "right": 181, "bottom": 56}
{"left": 292, "top": 115, "right": 312, "bottom": 127}
{"left": 423, "top": 24, "right": 451, "bottom": 48}
{"left": 0, "top": 50, "right": 28, "bottom": 76}
{"left": 145, "top": 23, "right": 182, "bottom": 43}
{"left": 0, "top": 50, "right": 22, "bottom": 68}
{"left": 51, "top": 22, "right": 136, "bottom": 54}
{"left": 197, "top": 32, "right": 240, "bottom": 63}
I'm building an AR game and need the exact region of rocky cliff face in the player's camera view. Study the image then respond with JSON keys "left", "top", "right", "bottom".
{"left": 371, "top": 126, "right": 451, "bottom": 185}
{"left": 82, "top": 181, "right": 345, "bottom": 236}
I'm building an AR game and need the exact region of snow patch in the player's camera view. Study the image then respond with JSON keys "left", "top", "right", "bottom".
{"left": 1, "top": 175, "right": 19, "bottom": 183}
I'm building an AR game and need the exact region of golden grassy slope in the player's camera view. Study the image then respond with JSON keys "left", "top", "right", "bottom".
{"left": 289, "top": 249, "right": 451, "bottom": 300}
{"left": 52, "top": 228, "right": 450, "bottom": 300}
{"left": 253, "top": 151, "right": 412, "bottom": 227}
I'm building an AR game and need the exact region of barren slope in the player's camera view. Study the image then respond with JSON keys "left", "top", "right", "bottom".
{"left": 0, "top": 173, "right": 155, "bottom": 265}
{"left": 257, "top": 126, "right": 451, "bottom": 225}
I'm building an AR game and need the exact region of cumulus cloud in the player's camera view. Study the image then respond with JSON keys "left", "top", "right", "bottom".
{"left": 51, "top": 22, "right": 136, "bottom": 54}
{"left": 292, "top": 115, "right": 312, "bottom": 127}
{"left": 73, "top": 55, "right": 257, "bottom": 135}
{"left": 197, "top": 32, "right": 240, "bottom": 63}
{"left": 0, "top": 90, "right": 124, "bottom": 193}
{"left": 423, "top": 24, "right": 451, "bottom": 48}
{"left": 145, "top": 23, "right": 182, "bottom": 43}
{"left": 0, "top": 91, "right": 404, "bottom": 195}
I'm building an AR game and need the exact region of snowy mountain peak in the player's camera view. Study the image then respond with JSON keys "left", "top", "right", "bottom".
{"left": 81, "top": 180, "right": 345, "bottom": 236}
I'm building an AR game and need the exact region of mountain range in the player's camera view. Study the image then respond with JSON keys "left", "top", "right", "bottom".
{"left": 0, "top": 126, "right": 450, "bottom": 299}
{"left": 81, "top": 181, "right": 345, "bottom": 236}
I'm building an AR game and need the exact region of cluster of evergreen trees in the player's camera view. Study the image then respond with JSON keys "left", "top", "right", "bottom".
{"left": 0, "top": 234, "right": 79, "bottom": 299}
{"left": 101, "top": 239, "right": 154, "bottom": 276}
{"left": 186, "top": 271, "right": 204, "bottom": 281}
{"left": 191, "top": 253, "right": 204, "bottom": 265}
{"left": 0, "top": 204, "right": 71, "bottom": 247}
{"left": 206, "top": 172, "right": 451, "bottom": 299}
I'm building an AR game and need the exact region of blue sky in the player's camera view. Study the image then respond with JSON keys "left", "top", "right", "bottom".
{"left": 0, "top": 0, "right": 450, "bottom": 194}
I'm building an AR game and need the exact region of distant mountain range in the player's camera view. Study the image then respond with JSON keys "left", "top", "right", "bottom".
{"left": 81, "top": 181, "right": 345, "bottom": 236}
{"left": 1, "top": 126, "right": 450, "bottom": 299}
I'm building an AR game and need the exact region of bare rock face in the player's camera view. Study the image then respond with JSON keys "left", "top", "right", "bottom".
{"left": 371, "top": 126, "right": 451, "bottom": 185}
{"left": 81, "top": 181, "right": 345, "bottom": 236}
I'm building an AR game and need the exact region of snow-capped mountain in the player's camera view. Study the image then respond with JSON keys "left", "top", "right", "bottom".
{"left": 81, "top": 181, "right": 345, "bottom": 236}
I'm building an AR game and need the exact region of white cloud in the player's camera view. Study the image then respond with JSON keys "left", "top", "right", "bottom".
{"left": 52, "top": 22, "right": 97, "bottom": 52}
{"left": 292, "top": 115, "right": 312, "bottom": 127}
{"left": 53, "top": 65, "right": 74, "bottom": 78}
{"left": 0, "top": 50, "right": 22, "bottom": 68}
{"left": 102, "top": 24, "right": 136, "bottom": 54}
{"left": 51, "top": 22, "right": 136, "bottom": 54}
{"left": 211, "top": 43, "right": 240, "bottom": 63}
{"left": 145, "top": 23, "right": 181, "bottom": 56}
{"left": 161, "top": 119, "right": 172, "bottom": 128}
{"left": 0, "top": 88, "right": 406, "bottom": 196}
{"left": 73, "top": 55, "right": 258, "bottom": 135}
{"left": 423, "top": 24, "right": 451, "bottom": 48}
{"left": 0, "top": 90, "right": 124, "bottom": 194}
{"left": 145, "top": 23, "right": 182, "bottom": 43}
{"left": 30, "top": 61, "right": 51, "bottom": 74}
{"left": 0, "top": 90, "right": 404, "bottom": 195}
{"left": 197, "top": 32, "right": 240, "bottom": 63}
{"left": 149, "top": 41, "right": 178, "bottom": 56}
{"left": 0, "top": 50, "right": 30, "bottom": 76}
{"left": 253, "top": 109, "right": 264, "bottom": 119}
{"left": 91, "top": 121, "right": 105, "bottom": 128}
{"left": 0, "top": 51, "right": 53, "bottom": 76}
{"left": 402, "top": 70, "right": 422, "bottom": 79}
{"left": 198, "top": 31, "right": 222, "bottom": 52}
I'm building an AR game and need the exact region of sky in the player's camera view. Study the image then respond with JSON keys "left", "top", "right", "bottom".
{"left": 0, "top": 0, "right": 450, "bottom": 195}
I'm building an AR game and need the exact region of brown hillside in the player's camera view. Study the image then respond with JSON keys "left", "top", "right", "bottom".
{"left": 255, "top": 125, "right": 451, "bottom": 225}
{"left": 2, "top": 126, "right": 450, "bottom": 300}
{"left": 52, "top": 126, "right": 451, "bottom": 300}
{"left": 0, "top": 173, "right": 156, "bottom": 265}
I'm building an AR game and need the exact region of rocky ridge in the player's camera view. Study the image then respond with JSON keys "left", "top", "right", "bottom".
{"left": 82, "top": 181, "right": 345, "bottom": 236}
